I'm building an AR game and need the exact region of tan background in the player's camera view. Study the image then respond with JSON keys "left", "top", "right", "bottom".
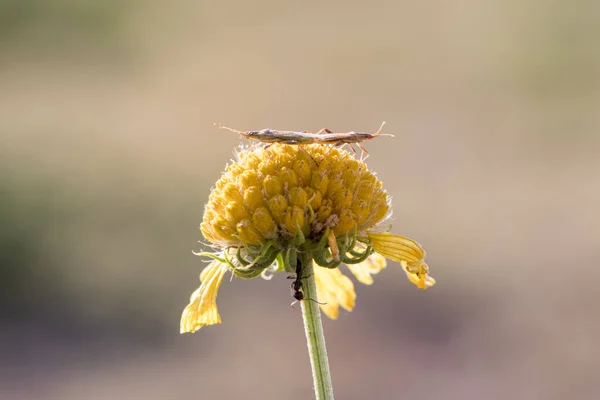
{"left": 1, "top": 1, "right": 599, "bottom": 399}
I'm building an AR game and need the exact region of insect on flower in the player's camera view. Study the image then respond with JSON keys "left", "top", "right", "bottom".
{"left": 288, "top": 258, "right": 327, "bottom": 312}
{"left": 180, "top": 132, "right": 435, "bottom": 334}
{"left": 214, "top": 121, "right": 393, "bottom": 157}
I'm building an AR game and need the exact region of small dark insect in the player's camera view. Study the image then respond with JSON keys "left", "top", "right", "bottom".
{"left": 288, "top": 259, "right": 326, "bottom": 312}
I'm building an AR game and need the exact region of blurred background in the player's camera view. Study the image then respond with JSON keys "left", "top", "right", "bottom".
{"left": 1, "top": 1, "right": 599, "bottom": 399}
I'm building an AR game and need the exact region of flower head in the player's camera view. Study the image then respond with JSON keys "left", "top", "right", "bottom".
{"left": 181, "top": 142, "right": 434, "bottom": 333}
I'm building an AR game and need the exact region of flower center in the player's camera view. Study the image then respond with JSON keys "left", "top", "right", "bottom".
{"left": 201, "top": 144, "right": 389, "bottom": 251}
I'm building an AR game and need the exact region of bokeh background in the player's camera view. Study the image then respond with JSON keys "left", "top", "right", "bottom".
{"left": 1, "top": 1, "right": 599, "bottom": 399}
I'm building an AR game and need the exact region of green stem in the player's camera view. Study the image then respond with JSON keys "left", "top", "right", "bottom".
{"left": 298, "top": 254, "right": 335, "bottom": 400}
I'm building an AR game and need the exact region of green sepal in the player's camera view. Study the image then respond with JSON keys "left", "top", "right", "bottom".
{"left": 232, "top": 246, "right": 279, "bottom": 279}
{"left": 236, "top": 241, "right": 275, "bottom": 267}
{"left": 317, "top": 227, "right": 331, "bottom": 249}
{"left": 232, "top": 266, "right": 267, "bottom": 279}
{"left": 193, "top": 251, "right": 228, "bottom": 264}
{"left": 341, "top": 245, "right": 373, "bottom": 264}
{"left": 235, "top": 247, "right": 252, "bottom": 267}
{"left": 244, "top": 241, "right": 274, "bottom": 258}
{"left": 282, "top": 247, "right": 298, "bottom": 274}
{"left": 304, "top": 227, "right": 330, "bottom": 252}
{"left": 356, "top": 236, "right": 370, "bottom": 244}
{"left": 332, "top": 235, "right": 353, "bottom": 260}
{"left": 312, "top": 248, "right": 341, "bottom": 269}
{"left": 344, "top": 234, "right": 362, "bottom": 257}
{"left": 222, "top": 248, "right": 239, "bottom": 270}
{"left": 274, "top": 252, "right": 286, "bottom": 272}
{"left": 349, "top": 246, "right": 364, "bottom": 257}
{"left": 289, "top": 221, "right": 306, "bottom": 246}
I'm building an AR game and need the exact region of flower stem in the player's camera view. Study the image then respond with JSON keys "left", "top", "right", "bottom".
{"left": 298, "top": 254, "right": 335, "bottom": 400}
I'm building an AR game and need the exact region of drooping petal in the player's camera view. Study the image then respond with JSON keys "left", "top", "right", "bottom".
{"left": 401, "top": 260, "right": 436, "bottom": 289}
{"left": 346, "top": 253, "right": 387, "bottom": 285}
{"left": 199, "top": 261, "right": 214, "bottom": 282}
{"left": 314, "top": 266, "right": 356, "bottom": 320}
{"left": 367, "top": 231, "right": 425, "bottom": 262}
{"left": 368, "top": 231, "right": 435, "bottom": 289}
{"left": 180, "top": 260, "right": 229, "bottom": 333}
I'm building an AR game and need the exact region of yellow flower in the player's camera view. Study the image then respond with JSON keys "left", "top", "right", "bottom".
{"left": 181, "top": 142, "right": 435, "bottom": 332}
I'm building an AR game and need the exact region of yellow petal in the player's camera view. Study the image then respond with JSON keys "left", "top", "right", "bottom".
{"left": 346, "top": 253, "right": 387, "bottom": 285}
{"left": 368, "top": 231, "right": 435, "bottom": 290}
{"left": 180, "top": 260, "right": 229, "bottom": 333}
{"left": 367, "top": 231, "right": 425, "bottom": 262}
{"left": 199, "top": 262, "right": 213, "bottom": 282}
{"left": 401, "top": 260, "right": 436, "bottom": 289}
{"left": 314, "top": 266, "right": 356, "bottom": 320}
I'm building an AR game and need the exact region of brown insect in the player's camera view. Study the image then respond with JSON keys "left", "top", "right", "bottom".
{"left": 215, "top": 122, "right": 392, "bottom": 157}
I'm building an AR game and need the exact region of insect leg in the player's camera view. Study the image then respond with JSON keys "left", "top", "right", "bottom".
{"left": 298, "top": 145, "right": 321, "bottom": 166}
{"left": 340, "top": 142, "right": 357, "bottom": 155}
{"left": 290, "top": 300, "right": 302, "bottom": 313}
{"left": 357, "top": 143, "right": 369, "bottom": 161}
{"left": 246, "top": 143, "right": 261, "bottom": 152}
{"left": 320, "top": 142, "right": 336, "bottom": 160}
{"left": 297, "top": 145, "right": 310, "bottom": 156}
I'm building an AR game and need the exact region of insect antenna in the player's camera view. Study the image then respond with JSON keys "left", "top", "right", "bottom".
{"left": 305, "top": 297, "right": 327, "bottom": 305}
{"left": 214, "top": 123, "right": 246, "bottom": 135}
{"left": 373, "top": 121, "right": 394, "bottom": 137}
{"left": 290, "top": 296, "right": 327, "bottom": 312}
